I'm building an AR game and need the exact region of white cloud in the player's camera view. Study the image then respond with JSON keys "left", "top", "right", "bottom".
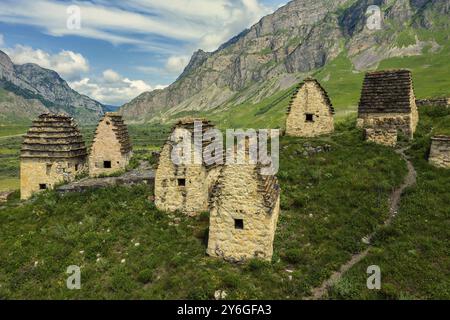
{"left": 4, "top": 45, "right": 89, "bottom": 80}
{"left": 0, "top": 0, "right": 273, "bottom": 52}
{"left": 165, "top": 56, "right": 190, "bottom": 74}
{"left": 102, "top": 69, "right": 121, "bottom": 83}
{"left": 69, "top": 69, "right": 166, "bottom": 105}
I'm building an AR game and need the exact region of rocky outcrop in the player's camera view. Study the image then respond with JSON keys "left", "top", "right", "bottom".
{"left": 0, "top": 50, "right": 104, "bottom": 123}
{"left": 121, "top": 0, "right": 449, "bottom": 123}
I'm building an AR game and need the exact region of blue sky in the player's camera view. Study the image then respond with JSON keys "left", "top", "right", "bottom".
{"left": 0, "top": 0, "right": 288, "bottom": 105}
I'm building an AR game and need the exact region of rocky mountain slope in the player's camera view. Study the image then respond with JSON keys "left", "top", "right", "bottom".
{"left": 120, "top": 0, "right": 450, "bottom": 123}
{"left": 0, "top": 50, "right": 104, "bottom": 123}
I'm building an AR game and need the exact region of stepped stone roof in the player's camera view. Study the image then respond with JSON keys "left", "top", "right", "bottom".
{"left": 94, "top": 112, "right": 132, "bottom": 154}
{"left": 21, "top": 113, "right": 87, "bottom": 160}
{"left": 287, "top": 77, "right": 335, "bottom": 115}
{"left": 358, "top": 69, "right": 415, "bottom": 114}
{"left": 431, "top": 135, "right": 450, "bottom": 142}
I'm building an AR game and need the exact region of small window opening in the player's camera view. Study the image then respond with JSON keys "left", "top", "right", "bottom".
{"left": 46, "top": 164, "right": 52, "bottom": 175}
{"left": 234, "top": 219, "right": 244, "bottom": 230}
{"left": 39, "top": 184, "right": 47, "bottom": 190}
{"left": 305, "top": 113, "right": 314, "bottom": 122}
{"left": 75, "top": 164, "right": 79, "bottom": 172}
{"left": 106, "top": 121, "right": 111, "bottom": 125}
{"left": 177, "top": 178, "right": 186, "bottom": 186}
{"left": 103, "top": 161, "right": 112, "bottom": 168}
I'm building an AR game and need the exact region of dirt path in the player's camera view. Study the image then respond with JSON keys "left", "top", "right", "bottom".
{"left": 306, "top": 147, "right": 417, "bottom": 300}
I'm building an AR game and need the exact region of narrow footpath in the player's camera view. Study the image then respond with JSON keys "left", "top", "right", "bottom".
{"left": 306, "top": 147, "right": 417, "bottom": 300}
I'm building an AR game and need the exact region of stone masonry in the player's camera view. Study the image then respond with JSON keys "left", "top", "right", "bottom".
{"left": 154, "top": 118, "right": 221, "bottom": 215}
{"left": 286, "top": 78, "right": 335, "bottom": 137}
{"left": 89, "top": 112, "right": 132, "bottom": 177}
{"left": 207, "top": 162, "right": 280, "bottom": 262}
{"left": 20, "top": 113, "right": 88, "bottom": 200}
{"left": 357, "top": 69, "right": 419, "bottom": 146}
{"left": 429, "top": 136, "right": 450, "bottom": 169}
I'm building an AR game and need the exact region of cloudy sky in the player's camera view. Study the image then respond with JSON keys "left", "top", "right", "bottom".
{"left": 0, "top": 0, "right": 288, "bottom": 105}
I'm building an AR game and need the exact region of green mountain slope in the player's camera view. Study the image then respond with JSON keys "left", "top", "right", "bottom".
{"left": 120, "top": 0, "right": 450, "bottom": 126}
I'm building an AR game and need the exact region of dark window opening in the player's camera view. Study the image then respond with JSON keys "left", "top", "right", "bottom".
{"left": 305, "top": 113, "right": 314, "bottom": 122}
{"left": 234, "top": 219, "right": 244, "bottom": 230}
{"left": 75, "top": 164, "right": 79, "bottom": 171}
{"left": 46, "top": 164, "right": 52, "bottom": 175}
{"left": 39, "top": 184, "right": 47, "bottom": 190}
{"left": 103, "top": 161, "right": 112, "bottom": 169}
{"left": 177, "top": 178, "right": 186, "bottom": 187}
{"left": 106, "top": 121, "right": 111, "bottom": 125}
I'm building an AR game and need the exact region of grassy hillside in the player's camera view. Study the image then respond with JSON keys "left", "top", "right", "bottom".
{"left": 328, "top": 107, "right": 450, "bottom": 299}
{"left": 0, "top": 119, "right": 411, "bottom": 299}
{"left": 158, "top": 43, "right": 450, "bottom": 130}
{"left": 0, "top": 106, "right": 448, "bottom": 299}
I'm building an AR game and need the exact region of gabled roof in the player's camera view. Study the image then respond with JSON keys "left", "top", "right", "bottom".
{"left": 287, "top": 77, "right": 335, "bottom": 115}
{"left": 21, "top": 113, "right": 87, "bottom": 160}
{"left": 358, "top": 69, "right": 415, "bottom": 114}
{"left": 93, "top": 112, "right": 132, "bottom": 154}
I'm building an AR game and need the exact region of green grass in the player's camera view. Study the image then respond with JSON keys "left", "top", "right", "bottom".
{"left": 313, "top": 52, "right": 365, "bottom": 111}
{"left": 0, "top": 178, "right": 19, "bottom": 192}
{"left": 377, "top": 45, "right": 450, "bottom": 99}
{"left": 328, "top": 106, "right": 450, "bottom": 300}
{"left": 0, "top": 120, "right": 410, "bottom": 299}
{"left": 0, "top": 125, "right": 28, "bottom": 138}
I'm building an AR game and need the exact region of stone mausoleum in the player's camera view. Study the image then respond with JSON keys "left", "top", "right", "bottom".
{"left": 357, "top": 69, "right": 419, "bottom": 146}
{"left": 89, "top": 112, "right": 132, "bottom": 177}
{"left": 285, "top": 78, "right": 335, "bottom": 137}
{"left": 429, "top": 135, "right": 450, "bottom": 169}
{"left": 207, "top": 160, "right": 281, "bottom": 262}
{"left": 154, "top": 118, "right": 222, "bottom": 215}
{"left": 20, "top": 113, "right": 88, "bottom": 200}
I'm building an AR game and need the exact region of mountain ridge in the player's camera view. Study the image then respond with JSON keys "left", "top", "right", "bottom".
{"left": 120, "top": 0, "right": 450, "bottom": 124}
{"left": 0, "top": 49, "right": 104, "bottom": 124}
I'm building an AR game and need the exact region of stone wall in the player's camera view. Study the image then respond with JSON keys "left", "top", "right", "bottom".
{"left": 416, "top": 98, "right": 450, "bottom": 108}
{"left": 155, "top": 119, "right": 222, "bottom": 215}
{"left": 89, "top": 114, "right": 132, "bottom": 177}
{"left": 207, "top": 165, "right": 280, "bottom": 262}
{"left": 357, "top": 112, "right": 415, "bottom": 140}
{"left": 20, "top": 158, "right": 87, "bottom": 200}
{"left": 364, "top": 128, "right": 398, "bottom": 147}
{"left": 286, "top": 80, "right": 334, "bottom": 137}
{"left": 429, "top": 136, "right": 450, "bottom": 168}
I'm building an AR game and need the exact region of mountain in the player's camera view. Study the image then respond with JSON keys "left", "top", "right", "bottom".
{"left": 120, "top": 0, "right": 450, "bottom": 124}
{"left": 0, "top": 50, "right": 104, "bottom": 124}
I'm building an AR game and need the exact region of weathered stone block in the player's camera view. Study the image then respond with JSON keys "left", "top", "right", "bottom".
{"left": 429, "top": 136, "right": 450, "bottom": 169}
{"left": 207, "top": 164, "right": 280, "bottom": 262}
